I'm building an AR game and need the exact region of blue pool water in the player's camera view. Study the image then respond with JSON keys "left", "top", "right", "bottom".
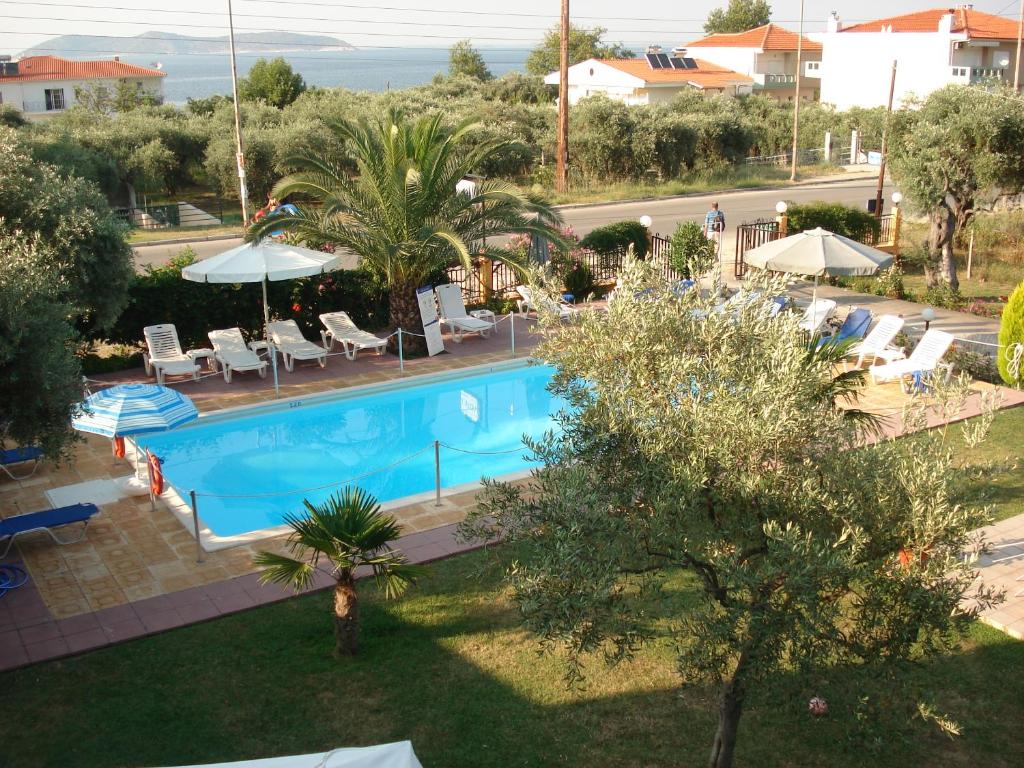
{"left": 139, "top": 364, "right": 563, "bottom": 537}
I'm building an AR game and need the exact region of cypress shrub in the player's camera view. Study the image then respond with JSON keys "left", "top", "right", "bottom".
{"left": 998, "top": 281, "right": 1024, "bottom": 386}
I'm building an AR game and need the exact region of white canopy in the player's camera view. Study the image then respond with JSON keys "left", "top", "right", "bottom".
{"left": 181, "top": 242, "right": 343, "bottom": 284}
{"left": 158, "top": 741, "right": 423, "bottom": 768}
{"left": 743, "top": 227, "right": 893, "bottom": 278}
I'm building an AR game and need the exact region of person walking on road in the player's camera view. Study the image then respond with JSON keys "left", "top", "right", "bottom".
{"left": 703, "top": 202, "right": 725, "bottom": 238}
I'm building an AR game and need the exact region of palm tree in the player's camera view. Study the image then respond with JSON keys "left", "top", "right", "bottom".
{"left": 249, "top": 109, "right": 566, "bottom": 354}
{"left": 254, "top": 487, "right": 419, "bottom": 656}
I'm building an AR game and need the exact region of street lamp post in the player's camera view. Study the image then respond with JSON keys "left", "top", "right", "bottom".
{"left": 226, "top": 0, "right": 248, "bottom": 224}
{"left": 921, "top": 307, "right": 936, "bottom": 332}
{"left": 789, "top": 0, "right": 805, "bottom": 182}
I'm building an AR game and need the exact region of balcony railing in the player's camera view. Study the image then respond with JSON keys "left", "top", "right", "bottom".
{"left": 950, "top": 66, "right": 1008, "bottom": 83}
{"left": 757, "top": 73, "right": 797, "bottom": 88}
{"left": 21, "top": 100, "right": 66, "bottom": 113}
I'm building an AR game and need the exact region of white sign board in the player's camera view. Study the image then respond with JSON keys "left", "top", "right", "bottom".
{"left": 416, "top": 285, "right": 445, "bottom": 357}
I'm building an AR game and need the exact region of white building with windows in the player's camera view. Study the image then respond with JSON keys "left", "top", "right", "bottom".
{"left": 684, "top": 23, "right": 823, "bottom": 101}
{"left": 819, "top": 6, "right": 1023, "bottom": 110}
{"left": 0, "top": 55, "right": 164, "bottom": 121}
{"left": 543, "top": 56, "right": 753, "bottom": 106}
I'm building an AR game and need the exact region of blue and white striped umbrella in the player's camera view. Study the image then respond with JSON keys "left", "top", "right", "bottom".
{"left": 72, "top": 383, "right": 199, "bottom": 438}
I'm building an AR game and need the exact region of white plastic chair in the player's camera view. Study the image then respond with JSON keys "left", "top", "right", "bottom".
{"left": 847, "top": 314, "right": 905, "bottom": 368}
{"left": 869, "top": 329, "right": 955, "bottom": 389}
{"left": 268, "top": 320, "right": 327, "bottom": 371}
{"left": 515, "top": 284, "right": 576, "bottom": 320}
{"left": 435, "top": 283, "right": 493, "bottom": 342}
{"left": 143, "top": 324, "right": 199, "bottom": 385}
{"left": 208, "top": 328, "right": 268, "bottom": 383}
{"left": 319, "top": 312, "right": 387, "bottom": 360}
{"left": 798, "top": 299, "right": 838, "bottom": 334}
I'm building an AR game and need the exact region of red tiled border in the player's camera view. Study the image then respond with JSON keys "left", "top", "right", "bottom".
{"left": 0, "top": 523, "right": 482, "bottom": 673}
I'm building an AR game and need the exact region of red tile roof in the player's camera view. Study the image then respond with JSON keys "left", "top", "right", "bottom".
{"left": 840, "top": 7, "right": 1019, "bottom": 39}
{"left": 687, "top": 23, "right": 822, "bottom": 52}
{"left": 0, "top": 55, "right": 165, "bottom": 83}
{"left": 599, "top": 58, "right": 753, "bottom": 88}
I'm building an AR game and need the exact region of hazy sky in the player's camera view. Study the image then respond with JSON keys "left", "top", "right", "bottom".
{"left": 1, "top": 0, "right": 1019, "bottom": 56}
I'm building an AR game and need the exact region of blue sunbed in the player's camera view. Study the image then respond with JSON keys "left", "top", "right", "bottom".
{"left": 0, "top": 447, "right": 43, "bottom": 480}
{"left": 817, "top": 308, "right": 872, "bottom": 349}
{"left": 0, "top": 503, "right": 99, "bottom": 558}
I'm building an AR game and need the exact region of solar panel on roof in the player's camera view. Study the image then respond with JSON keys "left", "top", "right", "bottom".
{"left": 645, "top": 52, "right": 664, "bottom": 69}
{"left": 669, "top": 57, "right": 686, "bottom": 69}
{"left": 682, "top": 57, "right": 698, "bottom": 69}
{"left": 656, "top": 53, "right": 671, "bottom": 68}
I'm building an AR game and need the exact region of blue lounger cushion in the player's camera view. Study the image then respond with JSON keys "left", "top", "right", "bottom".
{"left": 0, "top": 447, "right": 43, "bottom": 466}
{"left": 0, "top": 503, "right": 99, "bottom": 537}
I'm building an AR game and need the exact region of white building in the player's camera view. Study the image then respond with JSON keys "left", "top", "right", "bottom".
{"left": 543, "top": 57, "right": 753, "bottom": 106}
{"left": 0, "top": 55, "right": 165, "bottom": 121}
{"left": 685, "top": 23, "right": 823, "bottom": 102}
{"left": 819, "top": 6, "right": 1022, "bottom": 110}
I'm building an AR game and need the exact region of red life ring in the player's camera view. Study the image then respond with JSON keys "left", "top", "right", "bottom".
{"left": 113, "top": 436, "right": 126, "bottom": 459}
{"left": 147, "top": 451, "right": 164, "bottom": 496}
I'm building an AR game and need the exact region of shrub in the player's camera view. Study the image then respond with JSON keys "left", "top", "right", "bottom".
{"left": 874, "top": 265, "right": 906, "bottom": 299}
{"left": 785, "top": 201, "right": 881, "bottom": 242}
{"left": 921, "top": 283, "right": 964, "bottom": 310}
{"left": 946, "top": 345, "right": 1001, "bottom": 384}
{"left": 997, "top": 281, "right": 1024, "bottom": 386}
{"left": 561, "top": 260, "right": 594, "bottom": 298}
{"left": 580, "top": 220, "right": 649, "bottom": 258}
{"left": 670, "top": 221, "right": 716, "bottom": 277}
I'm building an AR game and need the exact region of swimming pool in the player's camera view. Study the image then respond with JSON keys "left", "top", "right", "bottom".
{"left": 139, "top": 361, "right": 563, "bottom": 543}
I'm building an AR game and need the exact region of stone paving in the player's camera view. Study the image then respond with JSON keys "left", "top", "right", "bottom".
{"left": 973, "top": 514, "right": 1024, "bottom": 641}
{"left": 1, "top": 294, "right": 1022, "bottom": 671}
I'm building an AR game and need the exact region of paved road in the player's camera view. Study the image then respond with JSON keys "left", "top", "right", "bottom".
{"left": 132, "top": 174, "right": 892, "bottom": 270}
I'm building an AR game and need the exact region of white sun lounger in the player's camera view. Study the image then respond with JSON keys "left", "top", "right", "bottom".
{"left": 143, "top": 324, "right": 200, "bottom": 385}
{"left": 435, "top": 283, "right": 494, "bottom": 342}
{"left": 319, "top": 311, "right": 388, "bottom": 360}
{"left": 869, "top": 329, "right": 955, "bottom": 388}
{"left": 798, "top": 299, "right": 838, "bottom": 334}
{"left": 515, "top": 284, "right": 577, "bottom": 320}
{"left": 268, "top": 320, "right": 327, "bottom": 372}
{"left": 847, "top": 314, "right": 905, "bottom": 368}
{"left": 208, "top": 328, "right": 268, "bottom": 383}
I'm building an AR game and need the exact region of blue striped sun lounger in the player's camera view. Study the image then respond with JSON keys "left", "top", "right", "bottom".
{"left": 0, "top": 503, "right": 100, "bottom": 558}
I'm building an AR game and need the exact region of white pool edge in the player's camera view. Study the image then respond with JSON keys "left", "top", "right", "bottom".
{"left": 145, "top": 358, "right": 541, "bottom": 552}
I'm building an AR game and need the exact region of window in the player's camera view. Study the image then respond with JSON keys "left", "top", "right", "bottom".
{"left": 44, "top": 88, "right": 65, "bottom": 110}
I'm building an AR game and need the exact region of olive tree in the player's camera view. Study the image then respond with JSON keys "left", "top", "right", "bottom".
{"left": 238, "top": 57, "right": 306, "bottom": 109}
{"left": 525, "top": 25, "right": 633, "bottom": 76}
{"left": 889, "top": 86, "right": 1024, "bottom": 290}
{"left": 449, "top": 40, "right": 492, "bottom": 81}
{"left": 705, "top": 0, "right": 772, "bottom": 33}
{"left": 460, "top": 260, "right": 1001, "bottom": 768}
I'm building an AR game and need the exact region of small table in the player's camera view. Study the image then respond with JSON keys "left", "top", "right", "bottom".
{"left": 469, "top": 309, "right": 496, "bottom": 323}
{"left": 248, "top": 340, "right": 270, "bottom": 355}
{"left": 187, "top": 348, "right": 217, "bottom": 372}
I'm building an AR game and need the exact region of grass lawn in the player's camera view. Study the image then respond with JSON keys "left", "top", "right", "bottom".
{"left": 951, "top": 404, "right": 1024, "bottom": 523}
{"left": 2, "top": 540, "right": 1024, "bottom": 767}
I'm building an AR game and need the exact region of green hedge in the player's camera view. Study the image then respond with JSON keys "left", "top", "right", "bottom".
{"left": 998, "top": 281, "right": 1024, "bottom": 386}
{"left": 580, "top": 220, "right": 649, "bottom": 258}
{"left": 785, "top": 201, "right": 881, "bottom": 242}
{"left": 107, "top": 248, "right": 390, "bottom": 350}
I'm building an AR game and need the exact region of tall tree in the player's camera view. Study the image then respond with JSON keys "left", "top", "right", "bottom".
{"left": 249, "top": 110, "right": 565, "bottom": 355}
{"left": 238, "top": 57, "right": 307, "bottom": 109}
{"left": 449, "top": 40, "right": 493, "bottom": 81}
{"left": 460, "top": 261, "right": 1000, "bottom": 768}
{"left": 704, "top": 0, "right": 772, "bottom": 34}
{"left": 255, "top": 487, "right": 418, "bottom": 656}
{"left": 0, "top": 128, "right": 133, "bottom": 457}
{"left": 525, "top": 25, "right": 634, "bottom": 76}
{"left": 888, "top": 85, "right": 1024, "bottom": 291}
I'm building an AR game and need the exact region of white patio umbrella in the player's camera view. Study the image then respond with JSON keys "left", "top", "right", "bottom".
{"left": 182, "top": 241, "right": 344, "bottom": 395}
{"left": 743, "top": 227, "right": 894, "bottom": 303}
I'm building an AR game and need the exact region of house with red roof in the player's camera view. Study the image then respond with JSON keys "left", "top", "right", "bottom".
{"left": 542, "top": 55, "right": 753, "bottom": 106}
{"left": 684, "top": 23, "right": 823, "bottom": 102}
{"left": 819, "top": 6, "right": 1021, "bottom": 109}
{"left": 0, "top": 55, "right": 164, "bottom": 121}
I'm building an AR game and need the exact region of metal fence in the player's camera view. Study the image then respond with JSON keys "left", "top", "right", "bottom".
{"left": 734, "top": 219, "right": 782, "bottom": 278}
{"left": 114, "top": 202, "right": 229, "bottom": 230}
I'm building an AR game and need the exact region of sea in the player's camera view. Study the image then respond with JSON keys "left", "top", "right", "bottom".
{"left": 114, "top": 48, "right": 533, "bottom": 104}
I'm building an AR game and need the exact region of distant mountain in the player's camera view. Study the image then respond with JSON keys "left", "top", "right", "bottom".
{"left": 20, "top": 31, "right": 353, "bottom": 57}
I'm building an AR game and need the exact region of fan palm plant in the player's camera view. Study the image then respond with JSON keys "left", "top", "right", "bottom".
{"left": 254, "top": 486, "right": 419, "bottom": 656}
{"left": 249, "top": 109, "right": 566, "bottom": 354}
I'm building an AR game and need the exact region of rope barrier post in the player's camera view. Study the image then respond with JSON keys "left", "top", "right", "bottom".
{"left": 509, "top": 311, "right": 515, "bottom": 358}
{"left": 434, "top": 440, "right": 442, "bottom": 507}
{"left": 398, "top": 328, "right": 405, "bottom": 374}
{"left": 190, "top": 489, "right": 204, "bottom": 564}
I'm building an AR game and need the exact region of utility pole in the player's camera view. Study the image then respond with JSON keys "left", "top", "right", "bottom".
{"left": 556, "top": 0, "right": 570, "bottom": 193}
{"left": 1016, "top": 0, "right": 1023, "bottom": 92}
{"left": 874, "top": 60, "right": 897, "bottom": 219}
{"left": 227, "top": 0, "right": 249, "bottom": 224}
{"left": 789, "top": 0, "right": 805, "bottom": 182}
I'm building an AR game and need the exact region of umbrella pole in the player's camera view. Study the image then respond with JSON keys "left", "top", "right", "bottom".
{"left": 813, "top": 273, "right": 818, "bottom": 306}
{"left": 263, "top": 277, "right": 279, "bottom": 397}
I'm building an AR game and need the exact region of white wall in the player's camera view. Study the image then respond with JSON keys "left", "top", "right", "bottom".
{"left": 685, "top": 47, "right": 757, "bottom": 76}
{"left": 1, "top": 75, "right": 163, "bottom": 119}
{"left": 820, "top": 30, "right": 963, "bottom": 109}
